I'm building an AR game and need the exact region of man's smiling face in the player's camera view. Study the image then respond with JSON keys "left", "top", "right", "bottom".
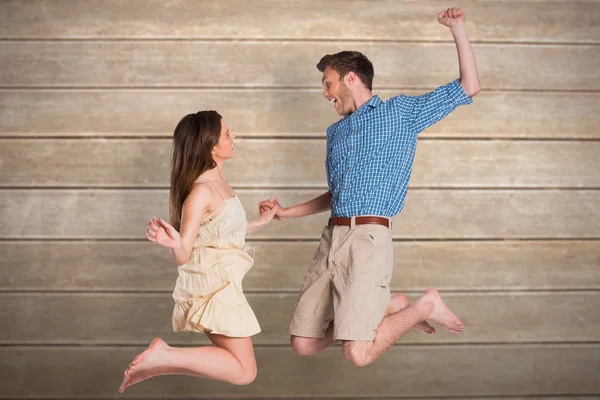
{"left": 321, "top": 66, "right": 353, "bottom": 116}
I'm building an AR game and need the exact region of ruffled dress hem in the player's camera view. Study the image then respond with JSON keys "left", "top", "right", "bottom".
{"left": 172, "top": 285, "right": 261, "bottom": 337}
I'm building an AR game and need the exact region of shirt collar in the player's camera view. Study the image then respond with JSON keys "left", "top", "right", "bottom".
{"left": 346, "top": 95, "right": 382, "bottom": 119}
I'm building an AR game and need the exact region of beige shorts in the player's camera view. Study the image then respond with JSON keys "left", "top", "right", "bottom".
{"left": 288, "top": 220, "right": 393, "bottom": 341}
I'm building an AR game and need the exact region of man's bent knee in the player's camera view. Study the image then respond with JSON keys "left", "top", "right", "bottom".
{"left": 342, "top": 342, "right": 372, "bottom": 367}
{"left": 290, "top": 335, "right": 321, "bottom": 356}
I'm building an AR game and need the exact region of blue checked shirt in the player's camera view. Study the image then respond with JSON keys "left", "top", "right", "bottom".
{"left": 326, "top": 79, "right": 472, "bottom": 217}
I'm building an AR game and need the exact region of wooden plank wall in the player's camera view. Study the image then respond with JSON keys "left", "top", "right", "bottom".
{"left": 1, "top": 0, "right": 599, "bottom": 398}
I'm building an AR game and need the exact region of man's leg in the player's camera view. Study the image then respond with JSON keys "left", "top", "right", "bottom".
{"left": 388, "top": 293, "right": 435, "bottom": 334}
{"left": 341, "top": 288, "right": 464, "bottom": 367}
{"left": 291, "top": 292, "right": 435, "bottom": 356}
{"left": 289, "top": 226, "right": 335, "bottom": 355}
{"left": 290, "top": 321, "right": 335, "bottom": 355}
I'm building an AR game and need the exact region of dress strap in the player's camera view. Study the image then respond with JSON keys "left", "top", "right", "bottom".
{"left": 197, "top": 177, "right": 225, "bottom": 201}
{"left": 243, "top": 244, "right": 262, "bottom": 260}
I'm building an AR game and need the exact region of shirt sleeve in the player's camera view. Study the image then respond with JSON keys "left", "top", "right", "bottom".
{"left": 390, "top": 79, "right": 472, "bottom": 135}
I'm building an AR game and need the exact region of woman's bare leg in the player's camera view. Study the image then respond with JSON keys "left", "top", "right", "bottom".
{"left": 118, "top": 333, "right": 256, "bottom": 393}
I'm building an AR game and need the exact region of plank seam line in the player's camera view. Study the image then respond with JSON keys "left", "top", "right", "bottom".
{"left": 3, "top": 396, "right": 596, "bottom": 400}
{"left": 1, "top": 86, "right": 598, "bottom": 93}
{"left": 0, "top": 38, "right": 599, "bottom": 46}
{"left": 1, "top": 289, "right": 599, "bottom": 295}
{"left": 3, "top": 136, "right": 600, "bottom": 142}
{"left": 3, "top": 396, "right": 595, "bottom": 400}
{"left": 2, "top": 342, "right": 600, "bottom": 348}
{"left": 1, "top": 238, "right": 600, "bottom": 242}
{"left": 2, "top": 187, "right": 600, "bottom": 191}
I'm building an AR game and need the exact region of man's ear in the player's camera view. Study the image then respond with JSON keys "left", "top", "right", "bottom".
{"left": 345, "top": 71, "right": 357, "bottom": 86}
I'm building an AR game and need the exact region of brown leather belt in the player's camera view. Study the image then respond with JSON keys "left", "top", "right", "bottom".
{"left": 328, "top": 216, "right": 391, "bottom": 228}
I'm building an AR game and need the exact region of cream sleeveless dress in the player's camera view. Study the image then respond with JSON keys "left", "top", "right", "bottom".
{"left": 171, "top": 179, "right": 261, "bottom": 337}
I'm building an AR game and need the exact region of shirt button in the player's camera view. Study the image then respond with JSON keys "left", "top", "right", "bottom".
{"left": 349, "top": 146, "right": 354, "bottom": 150}
{"left": 344, "top": 187, "right": 347, "bottom": 190}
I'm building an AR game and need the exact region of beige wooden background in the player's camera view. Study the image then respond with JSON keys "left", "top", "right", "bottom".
{"left": 1, "top": 0, "right": 599, "bottom": 398}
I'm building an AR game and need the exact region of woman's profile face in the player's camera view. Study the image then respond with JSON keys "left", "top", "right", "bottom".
{"left": 211, "top": 119, "right": 236, "bottom": 161}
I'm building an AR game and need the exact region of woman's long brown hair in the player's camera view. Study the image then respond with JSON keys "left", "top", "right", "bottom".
{"left": 169, "top": 110, "right": 222, "bottom": 231}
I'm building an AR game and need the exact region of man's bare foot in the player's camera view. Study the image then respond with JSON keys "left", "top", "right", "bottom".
{"left": 118, "top": 337, "right": 170, "bottom": 393}
{"left": 417, "top": 289, "right": 465, "bottom": 334}
{"left": 386, "top": 293, "right": 435, "bottom": 334}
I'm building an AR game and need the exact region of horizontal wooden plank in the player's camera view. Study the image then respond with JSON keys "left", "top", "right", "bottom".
{"left": 1, "top": 41, "right": 597, "bottom": 91}
{"left": 1, "top": 346, "right": 598, "bottom": 397}
{"left": 1, "top": 292, "right": 598, "bottom": 345}
{"left": 0, "top": 0, "right": 597, "bottom": 43}
{"left": 1, "top": 189, "right": 599, "bottom": 240}
{"left": 2, "top": 139, "right": 598, "bottom": 188}
{"left": 0, "top": 90, "right": 597, "bottom": 139}
{"left": 3, "top": 240, "right": 598, "bottom": 291}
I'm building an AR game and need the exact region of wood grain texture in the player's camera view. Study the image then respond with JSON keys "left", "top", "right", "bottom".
{"left": 1, "top": 0, "right": 599, "bottom": 399}
{"left": 3, "top": 240, "right": 598, "bottom": 291}
{"left": 1, "top": 346, "right": 598, "bottom": 397}
{"left": 1, "top": 90, "right": 597, "bottom": 139}
{"left": 1, "top": 41, "right": 597, "bottom": 91}
{"left": 1, "top": 292, "right": 598, "bottom": 345}
{"left": 0, "top": 0, "right": 598, "bottom": 43}
{"left": 1, "top": 189, "right": 598, "bottom": 239}
{"left": 2, "top": 139, "right": 598, "bottom": 188}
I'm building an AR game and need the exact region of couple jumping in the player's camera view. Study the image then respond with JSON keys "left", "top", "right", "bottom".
{"left": 119, "top": 7, "right": 480, "bottom": 393}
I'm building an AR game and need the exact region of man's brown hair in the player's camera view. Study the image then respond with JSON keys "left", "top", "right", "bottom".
{"left": 317, "top": 51, "right": 374, "bottom": 90}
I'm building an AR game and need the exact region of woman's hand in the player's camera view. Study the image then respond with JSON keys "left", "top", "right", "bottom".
{"left": 259, "top": 203, "right": 279, "bottom": 226}
{"left": 247, "top": 203, "right": 280, "bottom": 233}
{"left": 146, "top": 217, "right": 182, "bottom": 249}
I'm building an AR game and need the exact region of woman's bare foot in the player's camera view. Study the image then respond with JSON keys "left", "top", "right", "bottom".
{"left": 386, "top": 293, "right": 435, "bottom": 334}
{"left": 415, "top": 289, "right": 465, "bottom": 334}
{"left": 119, "top": 337, "right": 170, "bottom": 393}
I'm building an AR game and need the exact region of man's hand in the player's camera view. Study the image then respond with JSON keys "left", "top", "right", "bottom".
{"left": 438, "top": 7, "right": 465, "bottom": 28}
{"left": 439, "top": 7, "right": 480, "bottom": 97}
{"left": 258, "top": 197, "right": 288, "bottom": 220}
